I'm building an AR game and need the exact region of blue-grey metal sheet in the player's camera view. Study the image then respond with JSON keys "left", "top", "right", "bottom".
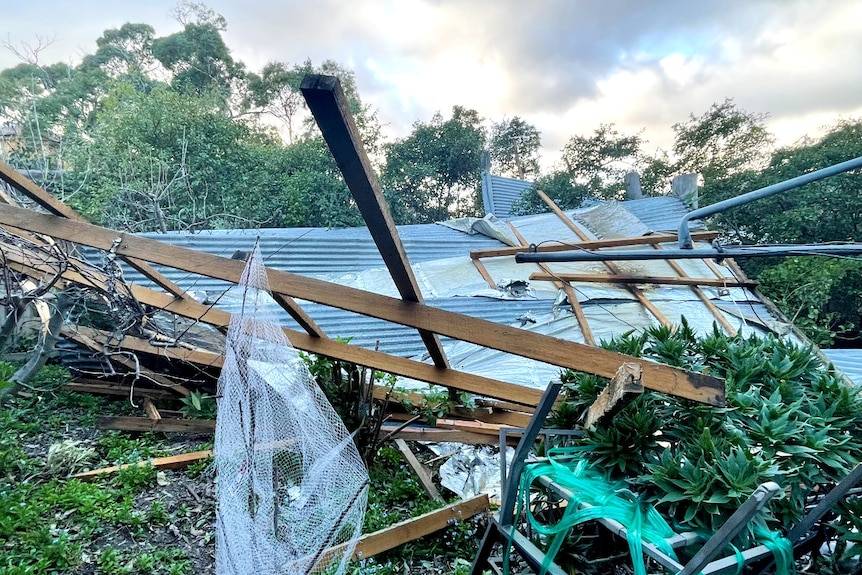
{"left": 481, "top": 173, "right": 533, "bottom": 218}
{"left": 98, "top": 223, "right": 507, "bottom": 295}
{"left": 821, "top": 349, "right": 862, "bottom": 386}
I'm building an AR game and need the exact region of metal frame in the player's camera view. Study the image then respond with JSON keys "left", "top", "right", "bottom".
{"left": 471, "top": 380, "right": 862, "bottom": 575}
{"left": 514, "top": 156, "right": 862, "bottom": 263}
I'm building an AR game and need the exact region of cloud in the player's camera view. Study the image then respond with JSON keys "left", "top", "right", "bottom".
{"left": 2, "top": 0, "right": 860, "bottom": 170}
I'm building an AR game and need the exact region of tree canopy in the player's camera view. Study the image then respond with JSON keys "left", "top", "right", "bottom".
{"left": 1, "top": 9, "right": 860, "bottom": 346}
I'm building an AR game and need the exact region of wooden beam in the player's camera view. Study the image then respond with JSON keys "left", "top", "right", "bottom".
{"left": 353, "top": 495, "right": 488, "bottom": 559}
{"left": 98, "top": 415, "right": 216, "bottom": 433}
{"left": 469, "top": 231, "right": 720, "bottom": 260}
{"left": 272, "top": 292, "right": 327, "bottom": 338}
{"left": 317, "top": 494, "right": 489, "bottom": 567}
{"left": 0, "top": 159, "right": 187, "bottom": 299}
{"left": 505, "top": 218, "right": 595, "bottom": 345}
{"left": 472, "top": 257, "right": 497, "bottom": 289}
{"left": 64, "top": 379, "right": 177, "bottom": 400}
{"left": 0, "top": 205, "right": 725, "bottom": 405}
{"left": 394, "top": 439, "right": 443, "bottom": 502}
{"left": 435, "top": 418, "right": 504, "bottom": 437}
{"left": 301, "top": 74, "right": 448, "bottom": 369}
{"left": 119, "top": 256, "right": 190, "bottom": 299}
{"left": 535, "top": 189, "right": 673, "bottom": 327}
{"left": 528, "top": 272, "right": 757, "bottom": 289}
{"left": 536, "top": 189, "right": 590, "bottom": 241}
{"left": 0, "top": 158, "right": 84, "bottom": 220}
{"left": 379, "top": 424, "right": 501, "bottom": 445}
{"left": 143, "top": 398, "right": 162, "bottom": 420}
{"left": 71, "top": 450, "right": 213, "bottom": 480}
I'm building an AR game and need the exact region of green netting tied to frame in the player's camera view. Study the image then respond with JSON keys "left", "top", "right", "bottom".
{"left": 507, "top": 447, "right": 793, "bottom": 575}
{"left": 215, "top": 243, "right": 368, "bottom": 575}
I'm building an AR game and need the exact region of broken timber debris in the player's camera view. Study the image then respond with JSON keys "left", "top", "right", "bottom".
{"left": 584, "top": 362, "right": 644, "bottom": 429}
{"left": 71, "top": 449, "right": 213, "bottom": 480}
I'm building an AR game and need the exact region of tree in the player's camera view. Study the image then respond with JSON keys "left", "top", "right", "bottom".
{"left": 672, "top": 99, "right": 774, "bottom": 201}
{"left": 706, "top": 119, "right": 862, "bottom": 345}
{"left": 65, "top": 84, "right": 268, "bottom": 231}
{"left": 381, "top": 106, "right": 485, "bottom": 224}
{"left": 151, "top": 22, "right": 241, "bottom": 100}
{"left": 511, "top": 171, "right": 590, "bottom": 215}
{"left": 560, "top": 124, "right": 644, "bottom": 200}
{"left": 488, "top": 116, "right": 541, "bottom": 180}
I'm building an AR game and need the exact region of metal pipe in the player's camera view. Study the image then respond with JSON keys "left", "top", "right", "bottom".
{"left": 515, "top": 243, "right": 862, "bottom": 263}
{"left": 677, "top": 156, "right": 862, "bottom": 249}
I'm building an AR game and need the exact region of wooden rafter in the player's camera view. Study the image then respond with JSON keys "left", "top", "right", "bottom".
{"left": 469, "top": 231, "right": 720, "bottom": 260}
{"left": 0, "top": 204, "right": 725, "bottom": 405}
{"left": 506, "top": 216, "right": 594, "bottom": 345}
{"left": 535, "top": 189, "right": 673, "bottom": 327}
{"left": 301, "top": 74, "right": 448, "bottom": 368}
{"left": 528, "top": 272, "right": 757, "bottom": 289}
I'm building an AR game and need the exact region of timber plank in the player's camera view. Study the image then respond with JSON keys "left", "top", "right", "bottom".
{"left": 97, "top": 416, "right": 215, "bottom": 433}
{"left": 71, "top": 450, "right": 213, "bottom": 480}
{"left": 529, "top": 272, "right": 757, "bottom": 289}
{"left": 64, "top": 379, "right": 176, "bottom": 400}
{"left": 379, "top": 424, "right": 500, "bottom": 445}
{"left": 352, "top": 494, "right": 489, "bottom": 559}
{"left": 394, "top": 439, "right": 443, "bottom": 502}
{"left": 301, "top": 74, "right": 448, "bottom": 369}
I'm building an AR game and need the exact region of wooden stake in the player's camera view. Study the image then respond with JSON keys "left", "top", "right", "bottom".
{"left": 394, "top": 439, "right": 443, "bottom": 502}
{"left": 71, "top": 449, "right": 213, "bottom": 480}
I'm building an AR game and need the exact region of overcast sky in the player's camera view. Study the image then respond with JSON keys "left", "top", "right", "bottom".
{"left": 3, "top": 0, "right": 861, "bottom": 170}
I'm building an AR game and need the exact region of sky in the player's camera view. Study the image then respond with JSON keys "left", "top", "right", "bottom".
{"left": 2, "top": 0, "right": 862, "bottom": 171}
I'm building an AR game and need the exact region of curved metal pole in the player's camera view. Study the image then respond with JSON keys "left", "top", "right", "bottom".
{"left": 678, "top": 156, "right": 862, "bottom": 249}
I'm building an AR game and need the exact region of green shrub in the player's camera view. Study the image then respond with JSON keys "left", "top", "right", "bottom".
{"left": 550, "top": 321, "right": 862, "bottom": 559}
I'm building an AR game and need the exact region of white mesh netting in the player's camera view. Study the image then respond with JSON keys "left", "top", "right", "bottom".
{"left": 215, "top": 244, "right": 368, "bottom": 575}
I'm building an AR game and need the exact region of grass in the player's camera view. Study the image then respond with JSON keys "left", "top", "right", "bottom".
{"left": 0, "top": 382, "right": 198, "bottom": 575}
{"left": 0, "top": 366, "right": 486, "bottom": 575}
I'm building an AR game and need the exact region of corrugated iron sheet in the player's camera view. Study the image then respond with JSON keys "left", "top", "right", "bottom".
{"left": 821, "top": 349, "right": 862, "bottom": 386}
{"left": 481, "top": 173, "right": 533, "bottom": 218}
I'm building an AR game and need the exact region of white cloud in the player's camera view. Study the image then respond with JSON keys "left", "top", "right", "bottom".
{"left": 1, "top": 0, "right": 860, "bottom": 176}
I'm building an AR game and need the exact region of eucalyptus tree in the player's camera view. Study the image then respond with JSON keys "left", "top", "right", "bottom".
{"left": 381, "top": 106, "right": 485, "bottom": 224}
{"left": 488, "top": 116, "right": 541, "bottom": 180}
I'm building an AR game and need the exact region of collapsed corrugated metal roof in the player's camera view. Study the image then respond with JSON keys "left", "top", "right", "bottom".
{"left": 821, "top": 349, "right": 862, "bottom": 386}
{"left": 107, "top": 191, "right": 808, "bottom": 390}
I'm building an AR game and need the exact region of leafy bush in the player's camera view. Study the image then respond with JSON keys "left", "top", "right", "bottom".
{"left": 551, "top": 321, "right": 862, "bottom": 562}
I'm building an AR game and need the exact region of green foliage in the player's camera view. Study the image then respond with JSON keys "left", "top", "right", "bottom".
{"left": 556, "top": 323, "right": 862, "bottom": 547}
{"left": 381, "top": 106, "right": 485, "bottom": 224}
{"left": 757, "top": 256, "right": 860, "bottom": 346}
{"left": 179, "top": 390, "right": 217, "bottom": 419}
{"left": 560, "top": 123, "right": 644, "bottom": 200}
{"left": 672, "top": 98, "right": 774, "bottom": 188}
{"left": 0, "top": 361, "right": 14, "bottom": 394}
{"left": 488, "top": 116, "right": 541, "bottom": 180}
